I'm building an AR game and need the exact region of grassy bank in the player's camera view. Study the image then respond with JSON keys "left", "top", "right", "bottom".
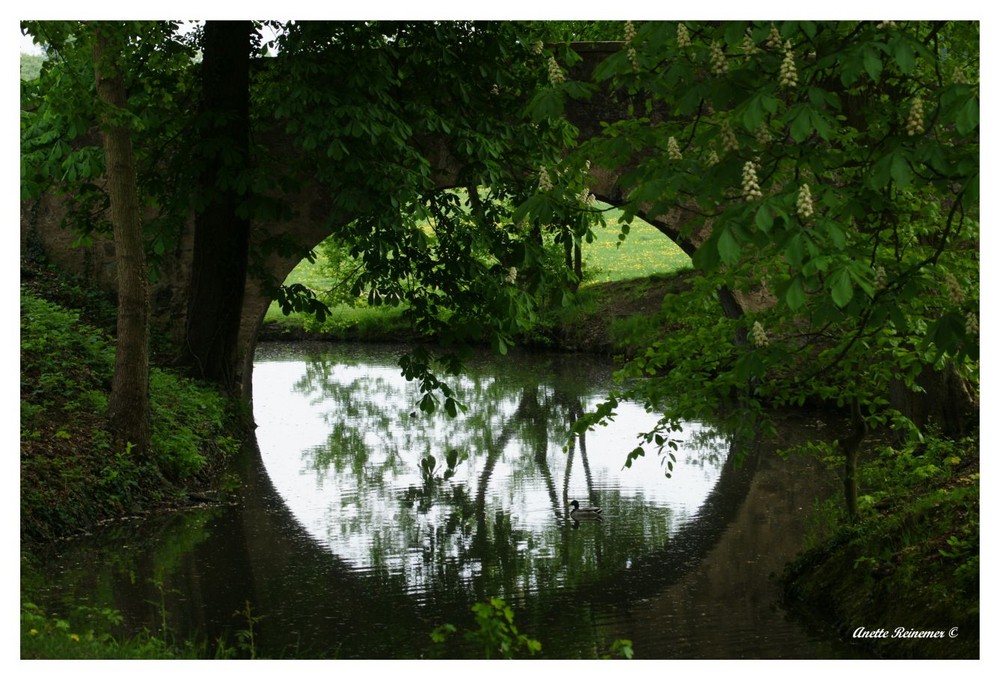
{"left": 782, "top": 434, "right": 979, "bottom": 659}
{"left": 20, "top": 269, "right": 243, "bottom": 544}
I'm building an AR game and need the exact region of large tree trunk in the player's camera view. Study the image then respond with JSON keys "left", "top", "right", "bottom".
{"left": 180, "top": 20, "right": 252, "bottom": 393}
{"left": 93, "top": 25, "right": 151, "bottom": 454}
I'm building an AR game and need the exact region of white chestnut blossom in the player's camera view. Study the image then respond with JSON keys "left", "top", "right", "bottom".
{"left": 721, "top": 122, "right": 739, "bottom": 152}
{"left": 624, "top": 21, "right": 636, "bottom": 43}
{"left": 766, "top": 24, "right": 782, "bottom": 49}
{"left": 873, "top": 266, "right": 887, "bottom": 290}
{"left": 750, "top": 321, "right": 769, "bottom": 347}
{"left": 547, "top": 56, "right": 565, "bottom": 85}
{"left": 677, "top": 23, "right": 691, "bottom": 48}
{"left": 538, "top": 166, "right": 553, "bottom": 191}
{"left": 667, "top": 136, "right": 683, "bottom": 160}
{"left": 742, "top": 28, "right": 758, "bottom": 61}
{"left": 705, "top": 148, "right": 720, "bottom": 166}
{"left": 906, "top": 96, "right": 925, "bottom": 136}
{"left": 779, "top": 41, "right": 798, "bottom": 89}
{"left": 628, "top": 46, "right": 640, "bottom": 72}
{"left": 796, "top": 183, "right": 814, "bottom": 219}
{"left": 755, "top": 123, "right": 773, "bottom": 146}
{"left": 943, "top": 272, "right": 964, "bottom": 305}
{"left": 965, "top": 312, "right": 978, "bottom": 336}
{"left": 710, "top": 41, "right": 728, "bottom": 75}
{"left": 741, "top": 161, "right": 763, "bottom": 201}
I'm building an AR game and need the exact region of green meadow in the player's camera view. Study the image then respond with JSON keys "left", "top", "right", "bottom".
{"left": 264, "top": 203, "right": 692, "bottom": 333}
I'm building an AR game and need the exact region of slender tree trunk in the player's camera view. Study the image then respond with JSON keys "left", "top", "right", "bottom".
{"left": 180, "top": 20, "right": 252, "bottom": 392}
{"left": 840, "top": 398, "right": 868, "bottom": 522}
{"left": 93, "top": 25, "right": 151, "bottom": 454}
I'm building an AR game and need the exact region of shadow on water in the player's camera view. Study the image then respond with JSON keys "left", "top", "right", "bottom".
{"left": 29, "top": 342, "right": 860, "bottom": 659}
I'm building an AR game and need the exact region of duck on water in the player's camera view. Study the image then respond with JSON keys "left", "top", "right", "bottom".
{"left": 569, "top": 500, "right": 603, "bottom": 520}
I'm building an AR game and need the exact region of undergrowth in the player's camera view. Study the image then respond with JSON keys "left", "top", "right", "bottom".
{"left": 782, "top": 432, "right": 979, "bottom": 659}
{"left": 20, "top": 288, "right": 240, "bottom": 542}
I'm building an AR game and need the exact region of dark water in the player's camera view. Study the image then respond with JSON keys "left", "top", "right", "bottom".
{"left": 29, "top": 342, "right": 864, "bottom": 659}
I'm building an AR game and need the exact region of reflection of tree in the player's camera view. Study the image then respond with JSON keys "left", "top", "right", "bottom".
{"left": 261, "top": 345, "right": 732, "bottom": 632}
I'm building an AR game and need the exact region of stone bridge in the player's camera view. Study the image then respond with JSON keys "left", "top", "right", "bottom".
{"left": 21, "top": 43, "right": 718, "bottom": 397}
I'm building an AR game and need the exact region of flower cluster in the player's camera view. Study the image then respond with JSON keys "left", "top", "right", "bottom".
{"left": 677, "top": 23, "right": 691, "bottom": 48}
{"left": 952, "top": 66, "right": 968, "bottom": 85}
{"left": 627, "top": 45, "right": 640, "bottom": 72}
{"left": 742, "top": 28, "right": 758, "bottom": 61}
{"left": 873, "top": 266, "right": 887, "bottom": 290}
{"left": 667, "top": 136, "right": 683, "bottom": 160}
{"left": 538, "top": 166, "right": 553, "bottom": 191}
{"left": 779, "top": 42, "right": 798, "bottom": 88}
{"left": 624, "top": 21, "right": 640, "bottom": 71}
{"left": 742, "top": 161, "right": 762, "bottom": 201}
{"left": 506, "top": 267, "right": 518, "bottom": 284}
{"left": 750, "top": 321, "right": 769, "bottom": 347}
{"left": 796, "top": 183, "right": 814, "bottom": 219}
{"left": 531, "top": 41, "right": 543, "bottom": 56}
{"left": 721, "top": 122, "right": 739, "bottom": 152}
{"left": 876, "top": 20, "right": 897, "bottom": 30}
{"left": 755, "top": 123, "right": 772, "bottom": 146}
{"left": 578, "top": 187, "right": 596, "bottom": 206}
{"left": 943, "top": 272, "right": 964, "bottom": 305}
{"left": 965, "top": 312, "right": 979, "bottom": 336}
{"left": 906, "top": 96, "right": 925, "bottom": 136}
{"left": 766, "top": 24, "right": 782, "bottom": 49}
{"left": 710, "top": 42, "right": 728, "bottom": 75}
{"left": 705, "top": 148, "right": 720, "bottom": 166}
{"left": 547, "top": 56, "right": 565, "bottom": 85}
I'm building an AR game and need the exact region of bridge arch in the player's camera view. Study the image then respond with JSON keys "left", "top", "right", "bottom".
{"left": 21, "top": 41, "right": 748, "bottom": 401}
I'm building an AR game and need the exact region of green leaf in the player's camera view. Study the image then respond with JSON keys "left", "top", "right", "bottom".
{"left": 790, "top": 106, "right": 813, "bottom": 142}
{"left": 893, "top": 38, "right": 916, "bottom": 74}
{"left": 890, "top": 152, "right": 913, "bottom": 189}
{"left": 825, "top": 220, "right": 846, "bottom": 249}
{"left": 840, "top": 52, "right": 864, "bottom": 86}
{"left": 754, "top": 205, "right": 773, "bottom": 233}
{"left": 810, "top": 109, "right": 834, "bottom": 140}
{"left": 784, "top": 232, "right": 805, "bottom": 266}
{"left": 527, "top": 88, "right": 564, "bottom": 122}
{"left": 692, "top": 236, "right": 721, "bottom": 271}
{"left": 742, "top": 94, "right": 765, "bottom": 131}
{"left": 955, "top": 97, "right": 979, "bottom": 136}
{"left": 717, "top": 227, "right": 741, "bottom": 265}
{"left": 785, "top": 275, "right": 806, "bottom": 310}
{"left": 870, "top": 153, "right": 893, "bottom": 189}
{"left": 863, "top": 45, "right": 883, "bottom": 82}
{"left": 829, "top": 268, "right": 853, "bottom": 308}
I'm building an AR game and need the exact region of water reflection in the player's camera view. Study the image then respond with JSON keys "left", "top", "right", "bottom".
{"left": 29, "top": 343, "right": 854, "bottom": 658}
{"left": 253, "top": 343, "right": 732, "bottom": 602}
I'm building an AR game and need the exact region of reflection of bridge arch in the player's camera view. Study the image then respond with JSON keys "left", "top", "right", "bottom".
{"left": 239, "top": 438, "right": 757, "bottom": 656}
{"left": 232, "top": 405, "right": 759, "bottom": 658}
